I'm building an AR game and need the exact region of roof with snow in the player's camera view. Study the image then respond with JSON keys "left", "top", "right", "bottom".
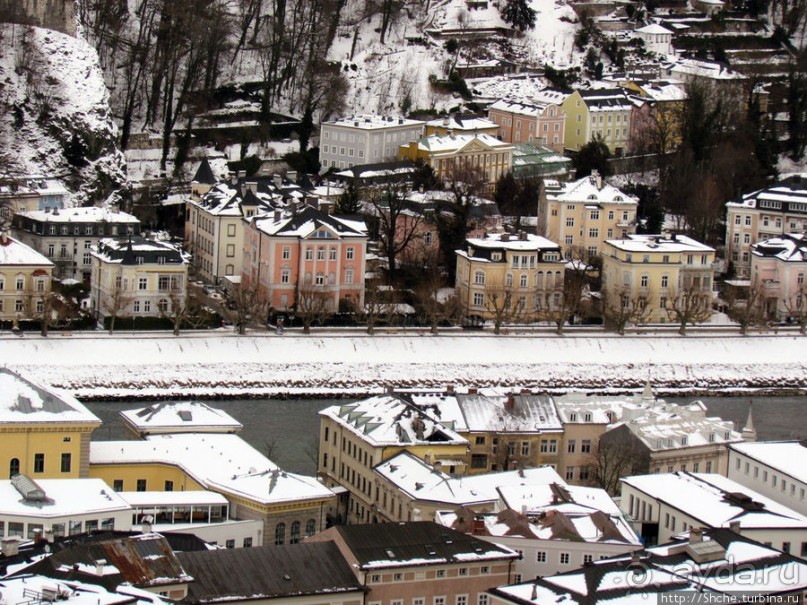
{"left": 490, "top": 528, "right": 807, "bottom": 604}
{"left": 579, "top": 88, "right": 634, "bottom": 111}
{"left": 412, "top": 132, "right": 513, "bottom": 154}
{"left": 191, "top": 159, "right": 217, "bottom": 185}
{"left": 0, "top": 368, "right": 100, "bottom": 425}
{"left": 92, "top": 237, "right": 188, "bottom": 266}
{"left": 329, "top": 521, "right": 518, "bottom": 570}
{"left": 667, "top": 58, "right": 747, "bottom": 80}
{"left": 14, "top": 533, "right": 192, "bottom": 591}
{"left": 611, "top": 400, "right": 742, "bottom": 452}
{"left": 489, "top": 99, "right": 561, "bottom": 116}
{"left": 252, "top": 204, "right": 367, "bottom": 239}
{"left": 727, "top": 174, "right": 807, "bottom": 212}
{"left": 118, "top": 490, "right": 228, "bottom": 508}
{"left": 375, "top": 451, "right": 564, "bottom": 507}
{"left": 320, "top": 395, "right": 468, "bottom": 448}
{"left": 633, "top": 81, "right": 687, "bottom": 102}
{"left": 728, "top": 441, "right": 807, "bottom": 484}
{"left": 426, "top": 115, "right": 498, "bottom": 131}
{"left": 461, "top": 232, "right": 562, "bottom": 255}
{"left": 635, "top": 23, "right": 673, "bottom": 34}
{"left": 545, "top": 175, "right": 638, "bottom": 206}
{"left": 90, "top": 433, "right": 335, "bottom": 507}
{"left": 621, "top": 472, "right": 807, "bottom": 530}
{"left": 120, "top": 402, "right": 242, "bottom": 436}
{"left": 323, "top": 115, "right": 425, "bottom": 130}
{"left": 176, "top": 542, "right": 363, "bottom": 604}
{"left": 455, "top": 391, "right": 563, "bottom": 433}
{"left": 0, "top": 478, "right": 130, "bottom": 518}
{"left": 0, "top": 234, "right": 54, "bottom": 267}
{"left": 751, "top": 233, "right": 807, "bottom": 263}
{"left": 605, "top": 233, "right": 714, "bottom": 254}
{"left": 0, "top": 575, "right": 139, "bottom": 605}
{"left": 16, "top": 207, "right": 140, "bottom": 224}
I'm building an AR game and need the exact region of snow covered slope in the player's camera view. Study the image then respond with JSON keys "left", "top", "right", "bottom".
{"left": 0, "top": 24, "right": 127, "bottom": 205}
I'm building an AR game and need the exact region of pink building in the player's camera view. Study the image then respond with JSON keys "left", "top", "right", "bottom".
{"left": 750, "top": 232, "right": 807, "bottom": 320}
{"left": 488, "top": 97, "right": 566, "bottom": 153}
{"left": 243, "top": 204, "right": 367, "bottom": 313}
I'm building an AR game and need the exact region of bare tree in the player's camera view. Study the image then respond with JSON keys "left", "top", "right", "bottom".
{"left": 605, "top": 287, "right": 652, "bottom": 335}
{"left": 369, "top": 182, "right": 421, "bottom": 283}
{"left": 725, "top": 278, "right": 767, "bottom": 335}
{"left": 484, "top": 286, "right": 525, "bottom": 335}
{"left": 414, "top": 254, "right": 459, "bottom": 335}
{"left": 227, "top": 281, "right": 269, "bottom": 335}
{"left": 665, "top": 287, "right": 712, "bottom": 335}
{"left": 162, "top": 285, "right": 210, "bottom": 336}
{"left": 102, "top": 279, "right": 135, "bottom": 334}
{"left": 295, "top": 284, "right": 332, "bottom": 334}
{"left": 588, "top": 430, "right": 649, "bottom": 496}
{"left": 25, "top": 287, "right": 59, "bottom": 337}
{"left": 784, "top": 281, "right": 807, "bottom": 334}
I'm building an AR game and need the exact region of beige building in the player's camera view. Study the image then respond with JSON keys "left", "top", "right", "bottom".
{"left": 0, "top": 233, "right": 53, "bottom": 323}
{"left": 540, "top": 173, "right": 638, "bottom": 260}
{"left": 726, "top": 175, "right": 807, "bottom": 277}
{"left": 90, "top": 236, "right": 189, "bottom": 322}
{"left": 455, "top": 232, "right": 564, "bottom": 321}
{"left": 561, "top": 90, "right": 633, "bottom": 155}
{"left": 750, "top": 233, "right": 807, "bottom": 320}
{"left": 601, "top": 233, "right": 715, "bottom": 323}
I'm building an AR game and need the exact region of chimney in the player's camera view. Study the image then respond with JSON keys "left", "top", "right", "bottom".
{"left": 320, "top": 201, "right": 332, "bottom": 215}
{"left": 141, "top": 514, "right": 153, "bottom": 534}
{"left": 468, "top": 387, "right": 478, "bottom": 394}
{"left": 95, "top": 559, "right": 107, "bottom": 576}
{"left": 286, "top": 170, "right": 298, "bottom": 183}
{"left": 446, "top": 384, "right": 455, "bottom": 394}
{"left": 230, "top": 173, "right": 238, "bottom": 186}
{"left": 689, "top": 527, "right": 703, "bottom": 544}
{"left": 245, "top": 181, "right": 257, "bottom": 193}
{"left": 274, "top": 209, "right": 282, "bottom": 221}
{"left": 238, "top": 170, "right": 247, "bottom": 179}
{"left": 1, "top": 537, "right": 20, "bottom": 557}
{"left": 505, "top": 395, "right": 516, "bottom": 411}
{"left": 32, "top": 529, "right": 43, "bottom": 545}
{"left": 531, "top": 583, "right": 538, "bottom": 600}
{"left": 0, "top": 232, "right": 8, "bottom": 246}
{"left": 593, "top": 169, "right": 602, "bottom": 190}
{"left": 728, "top": 520, "right": 741, "bottom": 535}
{"left": 472, "top": 516, "right": 486, "bottom": 535}
{"left": 273, "top": 174, "right": 283, "bottom": 189}
{"left": 44, "top": 528, "right": 54, "bottom": 544}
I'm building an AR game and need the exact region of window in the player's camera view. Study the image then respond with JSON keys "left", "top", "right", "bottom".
{"left": 306, "top": 518, "right": 316, "bottom": 536}
{"left": 34, "top": 453, "right": 44, "bottom": 473}
{"left": 521, "top": 441, "right": 530, "bottom": 456}
{"left": 60, "top": 453, "right": 71, "bottom": 473}
{"left": 475, "top": 436, "right": 486, "bottom": 445}
{"left": 226, "top": 244, "right": 235, "bottom": 257}
{"left": 583, "top": 554, "right": 593, "bottom": 564}
{"left": 275, "top": 522, "right": 286, "bottom": 545}
{"left": 317, "top": 247, "right": 325, "bottom": 260}
{"left": 474, "top": 271, "right": 485, "bottom": 285}
{"left": 436, "top": 569, "right": 446, "bottom": 578}
{"left": 305, "top": 248, "right": 313, "bottom": 260}
{"left": 536, "top": 550, "right": 547, "bottom": 562}
{"left": 560, "top": 553, "right": 570, "bottom": 564}
{"left": 113, "top": 479, "right": 123, "bottom": 491}
{"left": 282, "top": 247, "right": 291, "bottom": 260}
{"left": 329, "top": 248, "right": 337, "bottom": 261}
{"left": 471, "top": 454, "right": 488, "bottom": 469}
{"left": 281, "top": 268, "right": 290, "bottom": 284}
{"left": 456, "top": 596, "right": 468, "bottom": 605}
{"left": 346, "top": 247, "right": 355, "bottom": 260}
{"left": 290, "top": 520, "right": 301, "bottom": 543}
{"left": 434, "top": 598, "right": 446, "bottom": 605}
{"left": 16, "top": 276, "right": 24, "bottom": 291}
{"left": 480, "top": 566, "right": 489, "bottom": 574}
{"left": 459, "top": 568, "right": 468, "bottom": 576}
{"left": 473, "top": 292, "right": 484, "bottom": 306}
{"left": 568, "top": 440, "right": 576, "bottom": 453}
{"left": 225, "top": 539, "right": 235, "bottom": 549}
{"left": 588, "top": 228, "right": 599, "bottom": 238}
{"left": 243, "top": 537, "right": 253, "bottom": 547}
{"left": 641, "top": 274, "right": 649, "bottom": 288}
{"left": 566, "top": 217, "right": 574, "bottom": 227}
{"left": 9, "top": 458, "right": 19, "bottom": 478}
{"left": 581, "top": 440, "right": 591, "bottom": 453}
{"left": 136, "top": 479, "right": 147, "bottom": 491}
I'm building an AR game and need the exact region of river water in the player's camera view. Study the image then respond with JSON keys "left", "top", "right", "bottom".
{"left": 84, "top": 396, "right": 807, "bottom": 476}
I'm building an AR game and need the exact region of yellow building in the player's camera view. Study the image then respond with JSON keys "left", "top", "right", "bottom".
{"left": 561, "top": 89, "right": 633, "bottom": 155}
{"left": 0, "top": 368, "right": 101, "bottom": 480}
{"left": 624, "top": 80, "right": 686, "bottom": 155}
{"left": 90, "top": 432, "right": 336, "bottom": 547}
{"left": 318, "top": 395, "right": 470, "bottom": 524}
{"left": 601, "top": 233, "right": 715, "bottom": 323}
{"left": 0, "top": 233, "right": 53, "bottom": 323}
{"left": 454, "top": 232, "right": 564, "bottom": 321}
{"left": 399, "top": 133, "right": 513, "bottom": 188}
{"left": 540, "top": 173, "right": 639, "bottom": 260}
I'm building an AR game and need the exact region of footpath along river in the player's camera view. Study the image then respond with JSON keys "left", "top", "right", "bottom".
{"left": 84, "top": 395, "right": 807, "bottom": 476}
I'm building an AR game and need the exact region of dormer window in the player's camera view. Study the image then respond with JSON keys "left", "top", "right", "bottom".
{"left": 157, "top": 256, "right": 166, "bottom": 265}
{"left": 492, "top": 252, "right": 501, "bottom": 261}
{"left": 569, "top": 412, "right": 577, "bottom": 421}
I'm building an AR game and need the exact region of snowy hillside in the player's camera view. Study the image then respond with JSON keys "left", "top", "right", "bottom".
{"left": 0, "top": 24, "right": 127, "bottom": 205}
{"left": 328, "top": 0, "right": 581, "bottom": 114}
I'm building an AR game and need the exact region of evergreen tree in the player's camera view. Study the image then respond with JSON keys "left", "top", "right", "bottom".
{"left": 501, "top": 0, "right": 536, "bottom": 31}
{"left": 573, "top": 136, "right": 612, "bottom": 178}
{"left": 335, "top": 181, "right": 362, "bottom": 215}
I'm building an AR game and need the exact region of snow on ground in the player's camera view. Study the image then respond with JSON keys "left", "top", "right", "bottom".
{"left": 1, "top": 333, "right": 804, "bottom": 399}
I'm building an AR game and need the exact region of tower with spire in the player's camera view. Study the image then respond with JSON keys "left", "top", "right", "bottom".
{"left": 741, "top": 402, "right": 757, "bottom": 441}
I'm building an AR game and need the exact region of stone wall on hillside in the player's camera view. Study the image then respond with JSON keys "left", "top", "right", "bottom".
{"left": 0, "top": 0, "right": 75, "bottom": 36}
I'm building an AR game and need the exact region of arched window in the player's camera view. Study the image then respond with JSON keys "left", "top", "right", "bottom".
{"left": 305, "top": 518, "right": 316, "bottom": 537}
{"left": 274, "top": 522, "right": 285, "bottom": 545}
{"left": 290, "top": 521, "right": 301, "bottom": 544}
{"left": 9, "top": 458, "right": 20, "bottom": 478}
{"left": 158, "top": 298, "right": 169, "bottom": 313}
{"left": 474, "top": 271, "right": 485, "bottom": 285}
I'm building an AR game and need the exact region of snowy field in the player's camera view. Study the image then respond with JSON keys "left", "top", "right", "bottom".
{"left": 2, "top": 332, "right": 805, "bottom": 399}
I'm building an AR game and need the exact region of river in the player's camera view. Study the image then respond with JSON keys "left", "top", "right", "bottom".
{"left": 84, "top": 395, "right": 807, "bottom": 476}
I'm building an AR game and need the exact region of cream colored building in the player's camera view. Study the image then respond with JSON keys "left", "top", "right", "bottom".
{"left": 726, "top": 175, "right": 807, "bottom": 277}
{"left": 0, "top": 233, "right": 53, "bottom": 322}
{"left": 540, "top": 173, "right": 638, "bottom": 259}
{"left": 561, "top": 89, "right": 633, "bottom": 155}
{"left": 455, "top": 232, "right": 564, "bottom": 320}
{"left": 90, "top": 236, "right": 189, "bottom": 322}
{"left": 601, "top": 233, "right": 715, "bottom": 323}
{"left": 750, "top": 233, "right": 807, "bottom": 320}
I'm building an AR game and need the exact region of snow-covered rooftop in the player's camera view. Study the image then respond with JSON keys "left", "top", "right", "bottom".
{"left": 414, "top": 132, "right": 512, "bottom": 154}
{"left": 90, "top": 433, "right": 334, "bottom": 506}
{"left": 728, "top": 441, "right": 807, "bottom": 484}
{"left": 752, "top": 233, "right": 807, "bottom": 263}
{"left": 0, "top": 368, "right": 100, "bottom": 425}
{"left": 0, "top": 234, "right": 54, "bottom": 267}
{"left": 120, "top": 402, "right": 243, "bottom": 435}
{"left": 621, "top": 472, "right": 807, "bottom": 530}
{"left": 635, "top": 23, "right": 674, "bottom": 35}
{"left": 425, "top": 116, "right": 498, "bottom": 131}
{"left": 727, "top": 174, "right": 807, "bottom": 210}
{"left": 545, "top": 175, "right": 638, "bottom": 206}
{"left": 455, "top": 391, "right": 563, "bottom": 433}
{"left": 605, "top": 233, "right": 714, "bottom": 254}
{"left": 464, "top": 232, "right": 561, "bottom": 253}
{"left": 323, "top": 115, "right": 424, "bottom": 130}
{"left": 0, "top": 478, "right": 130, "bottom": 518}
{"left": 667, "top": 58, "right": 747, "bottom": 80}
{"left": 119, "top": 490, "right": 229, "bottom": 507}
{"left": 17, "top": 207, "right": 139, "bottom": 224}
{"left": 0, "top": 576, "right": 142, "bottom": 605}
{"left": 252, "top": 205, "right": 367, "bottom": 239}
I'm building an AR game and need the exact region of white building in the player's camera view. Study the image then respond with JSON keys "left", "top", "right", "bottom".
{"left": 120, "top": 402, "right": 244, "bottom": 437}
{"left": 620, "top": 472, "right": 807, "bottom": 551}
{"left": 0, "top": 575, "right": 151, "bottom": 605}
{"left": 727, "top": 441, "right": 807, "bottom": 518}
{"left": 437, "top": 480, "right": 641, "bottom": 582}
{"left": 0, "top": 476, "right": 132, "bottom": 540}
{"left": 319, "top": 115, "right": 425, "bottom": 170}
{"left": 634, "top": 23, "right": 674, "bottom": 56}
